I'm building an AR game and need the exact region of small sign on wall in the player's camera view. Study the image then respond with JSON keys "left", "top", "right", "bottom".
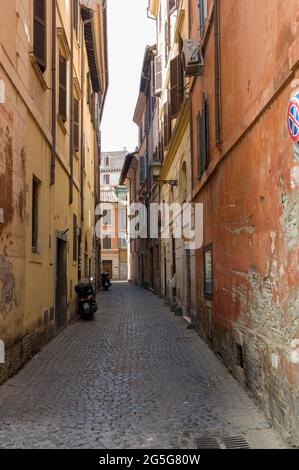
{"left": 287, "top": 90, "right": 299, "bottom": 144}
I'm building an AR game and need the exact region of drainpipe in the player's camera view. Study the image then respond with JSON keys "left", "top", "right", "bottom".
{"left": 80, "top": 19, "right": 85, "bottom": 224}
{"left": 69, "top": 0, "right": 74, "bottom": 204}
{"left": 50, "top": 0, "right": 57, "bottom": 185}
{"left": 188, "top": 0, "right": 194, "bottom": 192}
{"left": 214, "top": 0, "right": 222, "bottom": 146}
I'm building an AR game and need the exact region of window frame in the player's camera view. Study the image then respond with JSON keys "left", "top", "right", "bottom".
{"left": 103, "top": 235, "right": 112, "bottom": 250}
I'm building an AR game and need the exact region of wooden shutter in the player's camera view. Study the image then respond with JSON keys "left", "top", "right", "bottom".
{"left": 199, "top": 0, "right": 206, "bottom": 35}
{"left": 139, "top": 156, "right": 146, "bottom": 184}
{"left": 169, "top": 0, "right": 177, "bottom": 14}
{"left": 163, "top": 102, "right": 169, "bottom": 148}
{"left": 73, "top": 0, "right": 78, "bottom": 36}
{"left": 202, "top": 97, "right": 209, "bottom": 169}
{"left": 74, "top": 98, "right": 79, "bottom": 152}
{"left": 170, "top": 55, "right": 180, "bottom": 118}
{"left": 59, "top": 56, "right": 67, "bottom": 122}
{"left": 197, "top": 112, "right": 204, "bottom": 178}
{"left": 197, "top": 97, "right": 209, "bottom": 178}
{"left": 33, "top": 0, "right": 47, "bottom": 72}
{"left": 158, "top": 132, "right": 164, "bottom": 163}
{"left": 154, "top": 55, "right": 162, "bottom": 96}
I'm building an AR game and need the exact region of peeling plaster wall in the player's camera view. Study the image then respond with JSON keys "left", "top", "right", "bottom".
{"left": 193, "top": 0, "right": 299, "bottom": 445}
{"left": 0, "top": 0, "right": 102, "bottom": 384}
{"left": 0, "top": 65, "right": 26, "bottom": 351}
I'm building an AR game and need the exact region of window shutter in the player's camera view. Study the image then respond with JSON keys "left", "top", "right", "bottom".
{"left": 197, "top": 112, "right": 204, "bottom": 178}
{"left": 202, "top": 97, "right": 209, "bottom": 169}
{"left": 170, "top": 55, "right": 180, "bottom": 118}
{"left": 140, "top": 156, "right": 146, "bottom": 184}
{"left": 169, "top": 0, "right": 177, "bottom": 14}
{"left": 74, "top": 98, "right": 79, "bottom": 152}
{"left": 33, "top": 0, "right": 47, "bottom": 72}
{"left": 197, "top": 96, "right": 209, "bottom": 178}
{"left": 73, "top": 0, "right": 78, "bottom": 36}
{"left": 158, "top": 132, "right": 164, "bottom": 163}
{"left": 59, "top": 56, "right": 67, "bottom": 122}
{"left": 154, "top": 55, "right": 162, "bottom": 96}
{"left": 163, "top": 102, "right": 169, "bottom": 148}
{"left": 199, "top": 0, "right": 207, "bottom": 35}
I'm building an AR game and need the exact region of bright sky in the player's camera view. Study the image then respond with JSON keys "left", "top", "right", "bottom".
{"left": 101, "top": 0, "right": 156, "bottom": 153}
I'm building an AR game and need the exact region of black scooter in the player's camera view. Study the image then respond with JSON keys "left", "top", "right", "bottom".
{"left": 101, "top": 272, "right": 112, "bottom": 291}
{"left": 75, "top": 278, "right": 98, "bottom": 320}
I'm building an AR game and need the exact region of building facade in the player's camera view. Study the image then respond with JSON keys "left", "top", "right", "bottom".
{"left": 121, "top": 0, "right": 299, "bottom": 445}
{"left": 0, "top": 0, "right": 108, "bottom": 384}
{"left": 100, "top": 150, "right": 128, "bottom": 280}
{"left": 191, "top": 0, "right": 299, "bottom": 445}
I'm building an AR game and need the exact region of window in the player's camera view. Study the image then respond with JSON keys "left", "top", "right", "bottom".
{"left": 198, "top": 0, "right": 208, "bottom": 35}
{"left": 103, "top": 235, "right": 112, "bottom": 250}
{"left": 119, "top": 208, "right": 127, "bottom": 230}
{"left": 105, "top": 157, "right": 110, "bottom": 167}
{"left": 73, "top": 214, "right": 78, "bottom": 261}
{"left": 197, "top": 95, "right": 209, "bottom": 178}
{"left": 74, "top": 98, "right": 79, "bottom": 151}
{"left": 32, "top": 177, "right": 40, "bottom": 253}
{"left": 119, "top": 234, "right": 127, "bottom": 249}
{"left": 59, "top": 55, "right": 67, "bottom": 122}
{"left": 104, "top": 174, "right": 110, "bottom": 185}
{"left": 33, "top": 0, "right": 47, "bottom": 73}
{"left": 103, "top": 209, "right": 112, "bottom": 225}
{"left": 203, "top": 244, "right": 213, "bottom": 298}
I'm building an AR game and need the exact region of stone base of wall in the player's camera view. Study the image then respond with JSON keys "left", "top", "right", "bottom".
{"left": 0, "top": 323, "right": 57, "bottom": 386}
{"left": 195, "top": 307, "right": 299, "bottom": 447}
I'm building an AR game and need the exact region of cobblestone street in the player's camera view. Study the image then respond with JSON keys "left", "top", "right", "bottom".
{"left": 0, "top": 283, "right": 286, "bottom": 449}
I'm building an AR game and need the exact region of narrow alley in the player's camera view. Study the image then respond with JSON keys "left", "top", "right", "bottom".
{"left": 0, "top": 283, "right": 285, "bottom": 449}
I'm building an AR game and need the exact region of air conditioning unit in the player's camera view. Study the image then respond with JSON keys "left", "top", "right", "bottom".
{"left": 183, "top": 39, "right": 204, "bottom": 77}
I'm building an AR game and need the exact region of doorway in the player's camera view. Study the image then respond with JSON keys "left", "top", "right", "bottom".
{"left": 103, "top": 260, "right": 113, "bottom": 279}
{"left": 55, "top": 238, "right": 68, "bottom": 329}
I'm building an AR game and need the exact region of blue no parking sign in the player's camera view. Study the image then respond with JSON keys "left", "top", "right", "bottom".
{"left": 288, "top": 90, "right": 299, "bottom": 144}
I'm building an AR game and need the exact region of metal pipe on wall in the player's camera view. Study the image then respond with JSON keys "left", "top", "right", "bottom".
{"left": 50, "top": 0, "right": 57, "bottom": 186}
{"left": 69, "top": 0, "right": 74, "bottom": 204}
{"left": 214, "top": 0, "right": 222, "bottom": 146}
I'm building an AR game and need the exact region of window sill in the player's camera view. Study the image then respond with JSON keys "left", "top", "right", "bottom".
{"left": 30, "top": 251, "right": 43, "bottom": 264}
{"left": 29, "top": 53, "right": 49, "bottom": 91}
{"left": 57, "top": 115, "right": 68, "bottom": 135}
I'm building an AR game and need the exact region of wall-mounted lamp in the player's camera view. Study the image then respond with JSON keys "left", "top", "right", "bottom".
{"left": 150, "top": 161, "right": 178, "bottom": 187}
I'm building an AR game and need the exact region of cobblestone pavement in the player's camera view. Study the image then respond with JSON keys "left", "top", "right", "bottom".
{"left": 0, "top": 283, "right": 287, "bottom": 449}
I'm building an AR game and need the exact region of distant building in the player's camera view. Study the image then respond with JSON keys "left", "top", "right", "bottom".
{"left": 100, "top": 151, "right": 129, "bottom": 280}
